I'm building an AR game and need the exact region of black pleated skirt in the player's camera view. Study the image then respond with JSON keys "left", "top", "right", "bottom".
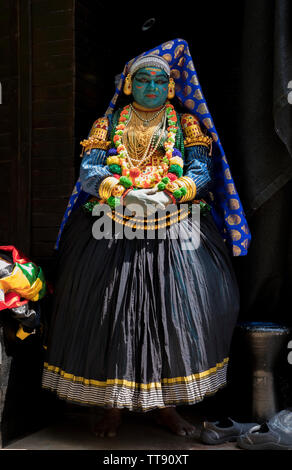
{"left": 42, "top": 203, "right": 240, "bottom": 412}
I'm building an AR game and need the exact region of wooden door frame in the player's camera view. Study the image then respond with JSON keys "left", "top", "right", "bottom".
{"left": 10, "top": 0, "right": 32, "bottom": 255}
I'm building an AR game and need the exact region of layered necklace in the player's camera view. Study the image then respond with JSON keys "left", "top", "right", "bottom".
{"left": 110, "top": 102, "right": 178, "bottom": 170}
{"left": 122, "top": 105, "right": 167, "bottom": 168}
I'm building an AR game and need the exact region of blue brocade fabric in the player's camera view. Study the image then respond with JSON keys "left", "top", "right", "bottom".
{"left": 183, "top": 145, "right": 213, "bottom": 198}
{"left": 55, "top": 38, "right": 251, "bottom": 256}
{"left": 79, "top": 149, "right": 111, "bottom": 199}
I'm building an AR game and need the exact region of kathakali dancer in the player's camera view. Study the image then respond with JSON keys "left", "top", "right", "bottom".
{"left": 41, "top": 39, "right": 251, "bottom": 437}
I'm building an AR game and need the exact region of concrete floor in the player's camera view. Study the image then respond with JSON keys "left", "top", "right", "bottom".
{"left": 2, "top": 405, "right": 240, "bottom": 451}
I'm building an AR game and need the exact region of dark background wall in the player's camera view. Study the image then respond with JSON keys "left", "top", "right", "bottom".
{"left": 0, "top": 0, "right": 75, "bottom": 260}
{"left": 0, "top": 0, "right": 292, "bottom": 444}
{"left": 31, "top": 0, "right": 76, "bottom": 260}
{"left": 0, "top": 0, "right": 246, "bottom": 261}
{"left": 0, "top": 0, "right": 32, "bottom": 252}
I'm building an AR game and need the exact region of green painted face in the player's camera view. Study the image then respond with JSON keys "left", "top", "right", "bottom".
{"left": 132, "top": 67, "right": 169, "bottom": 109}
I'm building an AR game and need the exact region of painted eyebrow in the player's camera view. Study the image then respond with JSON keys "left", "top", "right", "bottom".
{"left": 135, "top": 72, "right": 168, "bottom": 78}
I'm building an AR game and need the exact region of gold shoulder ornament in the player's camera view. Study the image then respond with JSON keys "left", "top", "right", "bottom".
{"left": 80, "top": 117, "right": 111, "bottom": 156}
{"left": 181, "top": 114, "right": 212, "bottom": 149}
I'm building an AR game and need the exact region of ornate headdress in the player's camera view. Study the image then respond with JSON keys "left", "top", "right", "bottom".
{"left": 56, "top": 39, "right": 251, "bottom": 256}
{"left": 129, "top": 54, "right": 171, "bottom": 77}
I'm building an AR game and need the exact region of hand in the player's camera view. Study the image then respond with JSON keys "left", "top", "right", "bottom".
{"left": 123, "top": 188, "right": 172, "bottom": 216}
{"left": 144, "top": 191, "right": 173, "bottom": 214}
{"left": 123, "top": 188, "right": 157, "bottom": 216}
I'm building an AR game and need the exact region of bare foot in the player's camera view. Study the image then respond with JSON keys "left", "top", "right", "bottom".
{"left": 93, "top": 408, "right": 122, "bottom": 438}
{"left": 154, "top": 407, "right": 196, "bottom": 436}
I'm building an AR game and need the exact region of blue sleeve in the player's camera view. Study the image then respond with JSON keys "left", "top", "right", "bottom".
{"left": 79, "top": 149, "right": 112, "bottom": 198}
{"left": 183, "top": 145, "right": 213, "bottom": 198}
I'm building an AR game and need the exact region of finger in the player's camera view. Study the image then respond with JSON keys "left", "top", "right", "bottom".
{"left": 143, "top": 187, "right": 159, "bottom": 195}
{"left": 143, "top": 195, "right": 159, "bottom": 204}
{"left": 144, "top": 198, "right": 166, "bottom": 210}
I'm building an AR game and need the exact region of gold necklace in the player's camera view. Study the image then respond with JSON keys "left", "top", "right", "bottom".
{"left": 130, "top": 104, "right": 166, "bottom": 127}
{"left": 123, "top": 110, "right": 167, "bottom": 168}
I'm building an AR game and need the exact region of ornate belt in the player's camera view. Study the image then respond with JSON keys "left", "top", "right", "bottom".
{"left": 106, "top": 204, "right": 191, "bottom": 230}
{"left": 83, "top": 198, "right": 210, "bottom": 230}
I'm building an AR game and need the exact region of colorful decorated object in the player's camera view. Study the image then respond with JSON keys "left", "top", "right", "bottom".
{"left": 0, "top": 245, "right": 47, "bottom": 339}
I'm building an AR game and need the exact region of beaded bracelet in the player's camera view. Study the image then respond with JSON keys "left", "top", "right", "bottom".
{"left": 157, "top": 177, "right": 188, "bottom": 200}
{"left": 105, "top": 175, "right": 134, "bottom": 209}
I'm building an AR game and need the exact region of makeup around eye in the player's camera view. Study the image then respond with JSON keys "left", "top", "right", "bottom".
{"left": 135, "top": 76, "right": 168, "bottom": 85}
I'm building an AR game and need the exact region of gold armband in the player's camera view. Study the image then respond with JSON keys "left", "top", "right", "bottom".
{"left": 181, "top": 114, "right": 212, "bottom": 149}
{"left": 184, "top": 134, "right": 212, "bottom": 148}
{"left": 80, "top": 117, "right": 111, "bottom": 155}
{"left": 80, "top": 137, "right": 111, "bottom": 153}
{"left": 176, "top": 176, "right": 197, "bottom": 202}
{"left": 111, "top": 184, "right": 126, "bottom": 197}
{"left": 99, "top": 177, "right": 120, "bottom": 200}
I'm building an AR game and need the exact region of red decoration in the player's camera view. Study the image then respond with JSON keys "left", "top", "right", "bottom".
{"left": 166, "top": 172, "right": 177, "bottom": 181}
{"left": 129, "top": 167, "right": 141, "bottom": 178}
{"left": 0, "top": 245, "right": 29, "bottom": 264}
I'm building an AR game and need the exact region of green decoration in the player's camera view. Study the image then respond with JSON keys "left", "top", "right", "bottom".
{"left": 173, "top": 189, "right": 182, "bottom": 199}
{"left": 161, "top": 177, "right": 170, "bottom": 184}
{"left": 180, "top": 186, "right": 187, "bottom": 196}
{"left": 169, "top": 164, "right": 183, "bottom": 177}
{"left": 107, "top": 196, "right": 121, "bottom": 208}
{"left": 157, "top": 182, "right": 166, "bottom": 190}
{"left": 119, "top": 176, "right": 132, "bottom": 188}
{"left": 108, "top": 164, "right": 122, "bottom": 174}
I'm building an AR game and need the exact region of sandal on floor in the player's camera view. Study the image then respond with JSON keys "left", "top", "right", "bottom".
{"left": 200, "top": 417, "right": 259, "bottom": 445}
{"left": 237, "top": 409, "right": 292, "bottom": 450}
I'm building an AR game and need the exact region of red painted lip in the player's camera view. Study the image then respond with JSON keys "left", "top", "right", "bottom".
{"left": 145, "top": 94, "right": 157, "bottom": 98}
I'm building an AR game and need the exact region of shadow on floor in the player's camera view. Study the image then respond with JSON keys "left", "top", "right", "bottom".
{"left": 3, "top": 402, "right": 240, "bottom": 451}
